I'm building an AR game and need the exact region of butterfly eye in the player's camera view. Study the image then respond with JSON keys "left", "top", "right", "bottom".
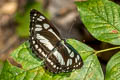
{"left": 29, "top": 9, "right": 83, "bottom": 74}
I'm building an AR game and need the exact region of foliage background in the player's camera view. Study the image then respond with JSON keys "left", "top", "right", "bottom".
{"left": 0, "top": 0, "right": 120, "bottom": 80}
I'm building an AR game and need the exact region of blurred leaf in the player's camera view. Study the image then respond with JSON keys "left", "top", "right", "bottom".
{"left": 0, "top": 39, "right": 103, "bottom": 80}
{"left": 15, "top": 1, "right": 49, "bottom": 37}
{"left": 0, "top": 61, "right": 3, "bottom": 75}
{"left": 105, "top": 51, "right": 120, "bottom": 80}
{"left": 76, "top": 0, "right": 120, "bottom": 45}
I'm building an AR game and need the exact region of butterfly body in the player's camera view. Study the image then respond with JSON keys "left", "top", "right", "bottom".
{"left": 29, "top": 9, "right": 83, "bottom": 73}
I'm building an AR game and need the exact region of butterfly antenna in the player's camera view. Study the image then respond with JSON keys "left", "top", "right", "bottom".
{"left": 65, "top": 18, "right": 76, "bottom": 39}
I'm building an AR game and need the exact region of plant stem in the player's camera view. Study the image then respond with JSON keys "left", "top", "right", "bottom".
{"left": 95, "top": 46, "right": 120, "bottom": 55}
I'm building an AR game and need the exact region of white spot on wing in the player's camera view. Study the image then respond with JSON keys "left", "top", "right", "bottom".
{"left": 51, "top": 62, "right": 53, "bottom": 65}
{"left": 79, "top": 62, "right": 81, "bottom": 65}
{"left": 69, "top": 59, "right": 72, "bottom": 65}
{"left": 33, "top": 17, "right": 35, "bottom": 19}
{"left": 35, "top": 24, "right": 42, "bottom": 28}
{"left": 32, "top": 20, "right": 34, "bottom": 22}
{"left": 31, "top": 27, "right": 33, "bottom": 30}
{"left": 53, "top": 65, "right": 56, "bottom": 68}
{"left": 43, "top": 23, "right": 50, "bottom": 29}
{"left": 35, "top": 45, "right": 38, "bottom": 49}
{"left": 77, "top": 55, "right": 80, "bottom": 60}
{"left": 36, "top": 34, "right": 41, "bottom": 39}
{"left": 37, "top": 18, "right": 42, "bottom": 21}
{"left": 47, "top": 58, "right": 51, "bottom": 62}
{"left": 48, "top": 29, "right": 61, "bottom": 40}
{"left": 36, "top": 34, "right": 54, "bottom": 50}
{"left": 67, "top": 59, "right": 72, "bottom": 66}
{"left": 67, "top": 59, "right": 70, "bottom": 66}
{"left": 57, "top": 67, "right": 59, "bottom": 69}
{"left": 38, "top": 48, "right": 41, "bottom": 53}
{"left": 61, "top": 41, "right": 71, "bottom": 54}
{"left": 53, "top": 50, "right": 65, "bottom": 65}
{"left": 40, "top": 16, "right": 45, "bottom": 19}
{"left": 75, "top": 58, "right": 78, "bottom": 63}
{"left": 76, "top": 65, "right": 78, "bottom": 67}
{"left": 35, "top": 28, "right": 42, "bottom": 31}
{"left": 67, "top": 67, "right": 69, "bottom": 69}
{"left": 40, "top": 40, "right": 54, "bottom": 50}
{"left": 70, "top": 52, "right": 74, "bottom": 58}
{"left": 34, "top": 13, "right": 37, "bottom": 16}
{"left": 32, "top": 41, "right": 35, "bottom": 44}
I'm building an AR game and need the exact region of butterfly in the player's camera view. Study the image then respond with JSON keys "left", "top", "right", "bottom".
{"left": 29, "top": 9, "right": 83, "bottom": 74}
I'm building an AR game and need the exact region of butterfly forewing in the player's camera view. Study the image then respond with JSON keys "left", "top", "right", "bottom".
{"left": 30, "top": 9, "right": 61, "bottom": 58}
{"left": 29, "top": 9, "right": 83, "bottom": 73}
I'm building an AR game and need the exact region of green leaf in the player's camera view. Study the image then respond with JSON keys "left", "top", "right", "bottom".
{"left": 0, "top": 39, "right": 104, "bottom": 80}
{"left": 105, "top": 51, "right": 120, "bottom": 80}
{"left": 76, "top": 0, "right": 120, "bottom": 45}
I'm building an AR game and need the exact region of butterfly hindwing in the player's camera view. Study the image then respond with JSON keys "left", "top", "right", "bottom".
{"left": 29, "top": 9, "right": 83, "bottom": 73}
